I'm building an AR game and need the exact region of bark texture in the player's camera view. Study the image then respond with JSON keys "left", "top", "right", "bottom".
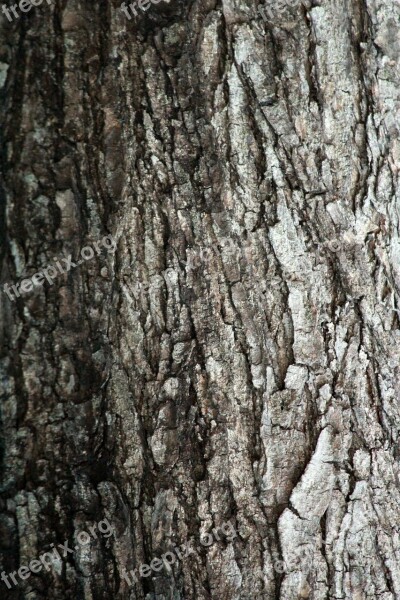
{"left": 1, "top": 0, "right": 400, "bottom": 598}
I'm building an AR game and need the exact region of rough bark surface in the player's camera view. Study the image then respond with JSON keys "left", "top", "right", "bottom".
{"left": 1, "top": 0, "right": 400, "bottom": 598}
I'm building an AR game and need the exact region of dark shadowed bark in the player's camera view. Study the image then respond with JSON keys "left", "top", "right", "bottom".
{"left": 1, "top": 0, "right": 400, "bottom": 598}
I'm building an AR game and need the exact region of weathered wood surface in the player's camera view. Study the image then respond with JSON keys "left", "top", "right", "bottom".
{"left": 1, "top": 0, "right": 400, "bottom": 598}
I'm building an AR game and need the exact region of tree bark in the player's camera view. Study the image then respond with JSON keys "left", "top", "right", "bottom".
{"left": 1, "top": 0, "right": 400, "bottom": 598}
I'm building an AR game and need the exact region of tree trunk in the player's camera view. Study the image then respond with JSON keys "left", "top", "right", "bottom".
{"left": 1, "top": 0, "right": 400, "bottom": 598}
